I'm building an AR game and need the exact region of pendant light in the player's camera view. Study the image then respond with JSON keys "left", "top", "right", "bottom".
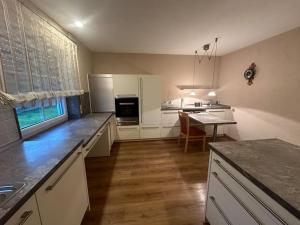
{"left": 207, "top": 38, "right": 218, "bottom": 97}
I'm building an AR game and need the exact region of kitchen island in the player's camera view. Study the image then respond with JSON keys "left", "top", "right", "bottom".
{"left": 206, "top": 139, "right": 300, "bottom": 225}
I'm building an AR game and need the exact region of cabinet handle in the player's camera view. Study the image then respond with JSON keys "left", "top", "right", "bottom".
{"left": 213, "top": 159, "right": 288, "bottom": 225}
{"left": 86, "top": 133, "right": 102, "bottom": 152}
{"left": 211, "top": 172, "right": 263, "bottom": 224}
{"left": 18, "top": 210, "right": 33, "bottom": 225}
{"left": 163, "top": 112, "right": 179, "bottom": 114}
{"left": 119, "top": 127, "right": 138, "bottom": 130}
{"left": 116, "top": 94, "right": 137, "bottom": 97}
{"left": 142, "top": 126, "right": 159, "bottom": 129}
{"left": 46, "top": 152, "right": 82, "bottom": 192}
{"left": 209, "top": 196, "right": 232, "bottom": 225}
{"left": 208, "top": 110, "right": 225, "bottom": 113}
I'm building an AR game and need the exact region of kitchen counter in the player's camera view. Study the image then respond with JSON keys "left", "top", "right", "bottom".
{"left": 0, "top": 112, "right": 112, "bottom": 224}
{"left": 161, "top": 104, "right": 231, "bottom": 111}
{"left": 209, "top": 139, "right": 300, "bottom": 220}
{"left": 30, "top": 113, "right": 113, "bottom": 146}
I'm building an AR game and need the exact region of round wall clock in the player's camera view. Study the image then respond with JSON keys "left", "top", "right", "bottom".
{"left": 244, "top": 63, "right": 256, "bottom": 85}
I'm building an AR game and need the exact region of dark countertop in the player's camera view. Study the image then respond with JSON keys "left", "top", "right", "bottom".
{"left": 0, "top": 113, "right": 112, "bottom": 224}
{"left": 209, "top": 139, "right": 300, "bottom": 220}
{"left": 30, "top": 113, "right": 113, "bottom": 146}
{"left": 161, "top": 104, "right": 231, "bottom": 111}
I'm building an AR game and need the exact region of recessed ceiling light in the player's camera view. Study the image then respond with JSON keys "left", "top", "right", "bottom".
{"left": 74, "top": 21, "right": 83, "bottom": 28}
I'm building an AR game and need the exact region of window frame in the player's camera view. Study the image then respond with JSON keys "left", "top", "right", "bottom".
{"left": 19, "top": 98, "right": 68, "bottom": 139}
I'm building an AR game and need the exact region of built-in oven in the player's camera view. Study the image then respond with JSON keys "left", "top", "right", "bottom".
{"left": 115, "top": 97, "right": 139, "bottom": 126}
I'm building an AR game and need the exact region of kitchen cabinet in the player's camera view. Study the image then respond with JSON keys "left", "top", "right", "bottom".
{"left": 35, "top": 147, "right": 89, "bottom": 225}
{"left": 108, "top": 115, "right": 117, "bottom": 147}
{"left": 139, "top": 75, "right": 161, "bottom": 139}
{"left": 86, "top": 125, "right": 111, "bottom": 157}
{"left": 205, "top": 109, "right": 227, "bottom": 136}
{"left": 206, "top": 151, "right": 299, "bottom": 225}
{"left": 160, "top": 110, "right": 180, "bottom": 138}
{"left": 116, "top": 126, "right": 140, "bottom": 140}
{"left": 4, "top": 195, "right": 41, "bottom": 225}
{"left": 113, "top": 75, "right": 139, "bottom": 97}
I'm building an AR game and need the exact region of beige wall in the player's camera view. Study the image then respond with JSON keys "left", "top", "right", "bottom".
{"left": 77, "top": 42, "right": 93, "bottom": 91}
{"left": 92, "top": 53, "right": 220, "bottom": 101}
{"left": 218, "top": 27, "right": 300, "bottom": 145}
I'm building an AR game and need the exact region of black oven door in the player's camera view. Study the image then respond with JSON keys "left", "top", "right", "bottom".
{"left": 115, "top": 97, "right": 139, "bottom": 125}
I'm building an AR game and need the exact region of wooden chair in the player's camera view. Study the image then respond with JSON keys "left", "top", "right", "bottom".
{"left": 178, "top": 111, "right": 206, "bottom": 152}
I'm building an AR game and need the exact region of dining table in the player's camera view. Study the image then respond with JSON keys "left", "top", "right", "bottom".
{"left": 188, "top": 112, "right": 237, "bottom": 142}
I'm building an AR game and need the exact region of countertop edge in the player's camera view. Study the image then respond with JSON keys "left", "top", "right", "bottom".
{"left": 0, "top": 140, "right": 84, "bottom": 225}
{"left": 208, "top": 144, "right": 300, "bottom": 220}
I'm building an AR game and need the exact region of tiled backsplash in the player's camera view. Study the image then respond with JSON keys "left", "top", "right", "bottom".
{"left": 0, "top": 105, "right": 20, "bottom": 147}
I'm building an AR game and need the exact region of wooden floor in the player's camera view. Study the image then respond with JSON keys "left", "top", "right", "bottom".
{"left": 82, "top": 137, "right": 231, "bottom": 225}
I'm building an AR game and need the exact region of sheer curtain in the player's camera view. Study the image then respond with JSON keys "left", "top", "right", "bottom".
{"left": 0, "top": 0, "right": 83, "bottom": 106}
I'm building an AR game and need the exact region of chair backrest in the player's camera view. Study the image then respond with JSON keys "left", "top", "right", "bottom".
{"left": 178, "top": 111, "right": 189, "bottom": 134}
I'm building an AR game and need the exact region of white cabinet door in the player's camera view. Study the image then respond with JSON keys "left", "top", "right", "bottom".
{"left": 113, "top": 75, "right": 139, "bottom": 97}
{"left": 161, "top": 110, "right": 180, "bottom": 126}
{"left": 139, "top": 75, "right": 161, "bottom": 126}
{"left": 160, "top": 126, "right": 180, "bottom": 138}
{"left": 5, "top": 195, "right": 41, "bottom": 225}
{"left": 36, "top": 147, "right": 89, "bottom": 225}
{"left": 117, "top": 126, "right": 140, "bottom": 140}
{"left": 160, "top": 110, "right": 180, "bottom": 138}
{"left": 205, "top": 109, "right": 226, "bottom": 136}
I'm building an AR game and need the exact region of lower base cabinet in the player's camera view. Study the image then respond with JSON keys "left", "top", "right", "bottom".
{"left": 140, "top": 126, "right": 160, "bottom": 139}
{"left": 35, "top": 147, "right": 89, "bottom": 225}
{"left": 4, "top": 195, "right": 41, "bottom": 225}
{"left": 206, "top": 151, "right": 299, "bottom": 225}
{"left": 116, "top": 126, "right": 140, "bottom": 140}
{"left": 86, "top": 125, "right": 111, "bottom": 157}
{"left": 160, "top": 126, "right": 180, "bottom": 138}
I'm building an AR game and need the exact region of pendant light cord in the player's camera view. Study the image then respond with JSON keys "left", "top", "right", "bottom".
{"left": 212, "top": 38, "right": 218, "bottom": 88}
{"left": 193, "top": 50, "right": 197, "bottom": 88}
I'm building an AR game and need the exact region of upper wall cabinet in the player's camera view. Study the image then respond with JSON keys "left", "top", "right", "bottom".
{"left": 113, "top": 74, "right": 139, "bottom": 98}
{"left": 0, "top": 0, "right": 82, "bottom": 105}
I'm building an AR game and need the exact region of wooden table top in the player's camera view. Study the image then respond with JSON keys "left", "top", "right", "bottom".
{"left": 188, "top": 112, "right": 237, "bottom": 125}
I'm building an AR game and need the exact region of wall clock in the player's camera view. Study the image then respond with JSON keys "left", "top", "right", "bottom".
{"left": 244, "top": 63, "right": 256, "bottom": 85}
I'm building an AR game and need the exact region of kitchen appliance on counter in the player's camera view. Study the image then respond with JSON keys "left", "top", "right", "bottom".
{"left": 115, "top": 97, "right": 139, "bottom": 126}
{"left": 88, "top": 74, "right": 115, "bottom": 112}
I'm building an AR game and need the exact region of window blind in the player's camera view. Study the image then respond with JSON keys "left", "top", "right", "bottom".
{"left": 0, "top": 0, "right": 83, "bottom": 106}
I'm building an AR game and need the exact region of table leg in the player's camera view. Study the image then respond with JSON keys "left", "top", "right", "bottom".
{"left": 213, "top": 124, "right": 218, "bottom": 142}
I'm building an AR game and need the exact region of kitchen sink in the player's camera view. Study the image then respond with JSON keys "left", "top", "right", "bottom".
{"left": 0, "top": 183, "right": 25, "bottom": 207}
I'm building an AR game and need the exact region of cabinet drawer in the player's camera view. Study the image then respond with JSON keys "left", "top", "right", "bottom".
{"left": 161, "top": 111, "right": 180, "bottom": 126}
{"left": 140, "top": 126, "right": 160, "bottom": 139}
{"left": 208, "top": 170, "right": 259, "bottom": 225}
{"left": 160, "top": 126, "right": 180, "bottom": 138}
{"left": 117, "top": 126, "right": 140, "bottom": 140}
{"left": 5, "top": 195, "right": 41, "bottom": 225}
{"left": 206, "top": 196, "right": 231, "bottom": 225}
{"left": 210, "top": 152, "right": 298, "bottom": 225}
{"left": 36, "top": 147, "right": 89, "bottom": 225}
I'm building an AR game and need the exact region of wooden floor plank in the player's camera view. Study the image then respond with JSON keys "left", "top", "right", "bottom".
{"left": 82, "top": 138, "right": 231, "bottom": 225}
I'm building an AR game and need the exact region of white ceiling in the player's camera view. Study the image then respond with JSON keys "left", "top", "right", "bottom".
{"left": 31, "top": 0, "right": 300, "bottom": 55}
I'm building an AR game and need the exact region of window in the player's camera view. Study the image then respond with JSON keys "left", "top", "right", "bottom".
{"left": 16, "top": 98, "right": 67, "bottom": 136}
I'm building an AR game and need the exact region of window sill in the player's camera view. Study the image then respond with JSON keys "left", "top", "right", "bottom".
{"left": 21, "top": 114, "right": 68, "bottom": 139}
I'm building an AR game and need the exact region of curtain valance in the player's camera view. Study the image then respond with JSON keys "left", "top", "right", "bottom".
{"left": 0, "top": 0, "right": 83, "bottom": 106}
